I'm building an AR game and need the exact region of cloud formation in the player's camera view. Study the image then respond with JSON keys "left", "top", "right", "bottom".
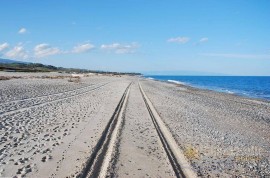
{"left": 167, "top": 37, "right": 190, "bottom": 44}
{"left": 0, "top": 43, "right": 9, "bottom": 52}
{"left": 199, "top": 37, "right": 208, "bottom": 43}
{"left": 18, "top": 28, "right": 27, "bottom": 34}
{"left": 72, "top": 43, "right": 95, "bottom": 53}
{"left": 5, "top": 45, "right": 28, "bottom": 59}
{"left": 2, "top": 41, "right": 139, "bottom": 59}
{"left": 101, "top": 43, "right": 138, "bottom": 54}
{"left": 34, "top": 43, "right": 61, "bottom": 58}
{"left": 200, "top": 53, "right": 270, "bottom": 59}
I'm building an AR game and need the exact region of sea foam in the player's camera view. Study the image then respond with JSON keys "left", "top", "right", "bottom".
{"left": 168, "top": 80, "right": 186, "bottom": 85}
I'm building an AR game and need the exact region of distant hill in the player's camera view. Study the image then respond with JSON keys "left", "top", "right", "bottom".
{"left": 0, "top": 58, "right": 141, "bottom": 75}
{"left": 0, "top": 58, "right": 29, "bottom": 64}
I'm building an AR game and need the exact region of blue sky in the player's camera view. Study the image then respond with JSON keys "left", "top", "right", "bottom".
{"left": 0, "top": 0, "right": 270, "bottom": 75}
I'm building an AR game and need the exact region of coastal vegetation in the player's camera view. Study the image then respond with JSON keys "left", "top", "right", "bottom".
{"left": 0, "top": 62, "right": 141, "bottom": 75}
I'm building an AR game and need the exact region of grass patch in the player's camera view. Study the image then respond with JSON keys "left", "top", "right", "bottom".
{"left": 184, "top": 145, "right": 200, "bottom": 160}
{"left": 0, "top": 76, "right": 23, "bottom": 80}
{"left": 68, "top": 76, "right": 81, "bottom": 83}
{"left": 0, "top": 76, "right": 10, "bottom": 80}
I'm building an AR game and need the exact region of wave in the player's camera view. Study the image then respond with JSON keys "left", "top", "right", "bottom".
{"left": 167, "top": 80, "right": 187, "bottom": 85}
{"left": 147, "top": 77, "right": 154, "bottom": 80}
{"left": 145, "top": 76, "right": 270, "bottom": 100}
{"left": 224, "top": 89, "right": 234, "bottom": 94}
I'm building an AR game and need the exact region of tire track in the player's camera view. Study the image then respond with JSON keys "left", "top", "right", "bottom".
{"left": 0, "top": 82, "right": 97, "bottom": 104}
{"left": 0, "top": 82, "right": 110, "bottom": 117}
{"left": 79, "top": 83, "right": 131, "bottom": 178}
{"left": 139, "top": 82, "right": 198, "bottom": 178}
{"left": 110, "top": 83, "right": 176, "bottom": 177}
{"left": 0, "top": 82, "right": 109, "bottom": 114}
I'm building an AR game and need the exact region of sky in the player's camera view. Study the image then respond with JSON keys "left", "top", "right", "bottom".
{"left": 0, "top": 0, "right": 270, "bottom": 76}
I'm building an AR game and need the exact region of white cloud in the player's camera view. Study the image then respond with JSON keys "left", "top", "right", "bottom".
{"left": 101, "top": 43, "right": 138, "bottom": 54}
{"left": 34, "top": 43, "right": 61, "bottom": 58}
{"left": 199, "top": 37, "right": 208, "bottom": 43}
{"left": 18, "top": 28, "right": 27, "bottom": 34}
{"left": 5, "top": 45, "right": 28, "bottom": 59}
{"left": 0, "top": 43, "right": 9, "bottom": 52}
{"left": 167, "top": 37, "right": 190, "bottom": 44}
{"left": 200, "top": 53, "right": 270, "bottom": 59}
{"left": 72, "top": 43, "right": 95, "bottom": 53}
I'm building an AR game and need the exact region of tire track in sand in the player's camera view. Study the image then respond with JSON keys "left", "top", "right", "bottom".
{"left": 0, "top": 82, "right": 97, "bottom": 105}
{"left": 78, "top": 83, "right": 131, "bottom": 178}
{"left": 139, "top": 82, "right": 198, "bottom": 178}
{"left": 0, "top": 82, "right": 110, "bottom": 117}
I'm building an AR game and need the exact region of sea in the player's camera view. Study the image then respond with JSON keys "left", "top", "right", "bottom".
{"left": 145, "top": 76, "right": 270, "bottom": 101}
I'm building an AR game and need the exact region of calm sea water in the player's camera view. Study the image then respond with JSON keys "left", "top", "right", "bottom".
{"left": 145, "top": 76, "right": 270, "bottom": 100}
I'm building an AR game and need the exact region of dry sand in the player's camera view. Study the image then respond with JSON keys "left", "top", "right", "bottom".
{"left": 0, "top": 72, "right": 269, "bottom": 177}
{"left": 110, "top": 82, "right": 175, "bottom": 177}
{"left": 0, "top": 73, "right": 130, "bottom": 177}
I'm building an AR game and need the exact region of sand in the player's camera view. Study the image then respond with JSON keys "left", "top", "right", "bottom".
{"left": 0, "top": 73, "right": 130, "bottom": 177}
{"left": 0, "top": 72, "right": 269, "bottom": 177}
{"left": 110, "top": 82, "right": 175, "bottom": 177}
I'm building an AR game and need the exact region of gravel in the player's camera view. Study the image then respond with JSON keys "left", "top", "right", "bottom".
{"left": 141, "top": 79, "right": 270, "bottom": 177}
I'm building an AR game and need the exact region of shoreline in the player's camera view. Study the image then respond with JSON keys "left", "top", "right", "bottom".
{"left": 144, "top": 76, "right": 270, "bottom": 103}
{"left": 141, "top": 78, "right": 270, "bottom": 177}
